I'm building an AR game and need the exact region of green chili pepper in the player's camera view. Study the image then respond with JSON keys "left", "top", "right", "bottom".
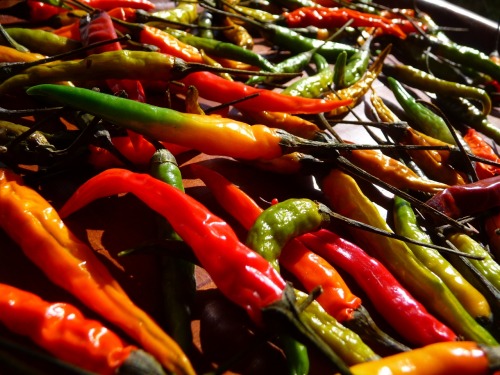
{"left": 151, "top": 0, "right": 199, "bottom": 24}
{"left": 333, "top": 38, "right": 371, "bottom": 89}
{"left": 435, "top": 95, "right": 500, "bottom": 146}
{"left": 197, "top": 10, "right": 214, "bottom": 39}
{"left": 167, "top": 28, "right": 279, "bottom": 72}
{"left": 407, "top": 33, "right": 500, "bottom": 82}
{"left": 322, "top": 169, "right": 498, "bottom": 345}
{"left": 387, "top": 76, "right": 456, "bottom": 145}
{"left": 149, "top": 148, "right": 196, "bottom": 353}
{"left": 3, "top": 27, "right": 81, "bottom": 56}
{"left": 281, "top": 53, "right": 333, "bottom": 98}
{"left": 246, "top": 198, "right": 327, "bottom": 271}
{"left": 392, "top": 196, "right": 492, "bottom": 324}
{"left": 384, "top": 64, "right": 492, "bottom": 115}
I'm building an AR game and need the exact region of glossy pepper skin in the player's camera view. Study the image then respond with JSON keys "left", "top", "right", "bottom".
{"left": 321, "top": 169, "right": 498, "bottom": 345}
{"left": 463, "top": 128, "right": 500, "bottom": 179}
{"left": 426, "top": 175, "right": 500, "bottom": 220}
{"left": 0, "top": 283, "right": 165, "bottom": 375}
{"left": 4, "top": 27, "right": 81, "bottom": 56}
{"left": 0, "top": 168, "right": 195, "bottom": 375}
{"left": 346, "top": 341, "right": 500, "bottom": 375}
{"left": 392, "top": 196, "right": 492, "bottom": 323}
{"left": 299, "top": 229, "right": 457, "bottom": 347}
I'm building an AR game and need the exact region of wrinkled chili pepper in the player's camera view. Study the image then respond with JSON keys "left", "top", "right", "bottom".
{"left": 463, "top": 128, "right": 500, "bottom": 179}
{"left": 321, "top": 168, "right": 498, "bottom": 345}
{"left": 57, "top": 167, "right": 353, "bottom": 374}
{"left": 384, "top": 64, "right": 492, "bottom": 116}
{"left": 0, "top": 168, "right": 195, "bottom": 375}
{"left": 282, "top": 52, "right": 333, "bottom": 98}
{"left": 299, "top": 228, "right": 457, "bottom": 346}
{"left": 393, "top": 196, "right": 492, "bottom": 323}
{"left": 346, "top": 341, "right": 500, "bottom": 375}
{"left": 3, "top": 27, "right": 82, "bottom": 56}
{"left": 426, "top": 174, "right": 500, "bottom": 220}
{"left": 0, "top": 283, "right": 165, "bottom": 375}
{"left": 282, "top": 6, "right": 407, "bottom": 39}
{"left": 387, "top": 77, "right": 457, "bottom": 145}
{"left": 190, "top": 163, "right": 381, "bottom": 364}
{"left": 246, "top": 198, "right": 410, "bottom": 354}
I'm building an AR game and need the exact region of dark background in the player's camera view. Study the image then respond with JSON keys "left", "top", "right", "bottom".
{"left": 447, "top": 0, "right": 500, "bottom": 22}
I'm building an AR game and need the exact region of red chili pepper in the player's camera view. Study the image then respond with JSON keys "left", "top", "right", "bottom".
{"left": 83, "top": 0, "right": 155, "bottom": 11}
{"left": 26, "top": 0, "right": 65, "bottom": 22}
{"left": 299, "top": 229, "right": 457, "bottom": 346}
{"left": 463, "top": 128, "right": 500, "bottom": 179}
{"left": 283, "top": 6, "right": 407, "bottom": 39}
{"left": 180, "top": 71, "right": 352, "bottom": 114}
{"left": 0, "top": 283, "right": 164, "bottom": 375}
{"left": 58, "top": 168, "right": 286, "bottom": 325}
{"left": 426, "top": 175, "right": 500, "bottom": 219}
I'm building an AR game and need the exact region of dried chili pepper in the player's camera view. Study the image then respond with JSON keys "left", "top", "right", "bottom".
{"left": 463, "top": 128, "right": 500, "bottom": 180}
{"left": 387, "top": 77, "right": 456, "bottom": 145}
{"left": 346, "top": 341, "right": 500, "bottom": 375}
{"left": 426, "top": 174, "right": 500, "bottom": 220}
{"left": 0, "top": 168, "right": 195, "bottom": 375}
{"left": 282, "top": 6, "right": 407, "bottom": 39}
{"left": 393, "top": 196, "right": 492, "bottom": 323}
{"left": 57, "top": 168, "right": 353, "bottom": 374}
{"left": 321, "top": 169, "right": 498, "bottom": 345}
{"left": 384, "top": 64, "right": 492, "bottom": 116}
{"left": 0, "top": 283, "right": 165, "bottom": 375}
{"left": 299, "top": 228, "right": 457, "bottom": 347}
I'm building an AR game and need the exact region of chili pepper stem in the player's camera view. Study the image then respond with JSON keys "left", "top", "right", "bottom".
{"left": 261, "top": 283, "right": 352, "bottom": 375}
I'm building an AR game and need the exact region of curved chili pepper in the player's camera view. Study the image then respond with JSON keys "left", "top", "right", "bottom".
{"left": 190, "top": 163, "right": 381, "bottom": 364}
{"left": 387, "top": 77, "right": 456, "bottom": 145}
{"left": 222, "top": 16, "right": 254, "bottom": 50}
{"left": 0, "top": 168, "right": 195, "bottom": 375}
{"left": 299, "top": 228, "right": 457, "bottom": 347}
{"left": 57, "top": 167, "right": 352, "bottom": 374}
{"left": 321, "top": 168, "right": 498, "bottom": 345}
{"left": 384, "top": 64, "right": 492, "bottom": 116}
{"left": 0, "top": 283, "right": 165, "bottom": 375}
{"left": 347, "top": 341, "right": 500, "bottom": 375}
{"left": 246, "top": 198, "right": 410, "bottom": 354}
{"left": 151, "top": 0, "right": 198, "bottom": 24}
{"left": 393, "top": 196, "right": 492, "bottom": 323}
{"left": 282, "top": 52, "right": 333, "bottom": 98}
{"left": 333, "top": 37, "right": 371, "bottom": 89}
{"left": 463, "top": 128, "right": 500, "bottom": 180}
{"left": 4, "top": 27, "right": 81, "bottom": 56}
{"left": 282, "top": 6, "right": 407, "bottom": 39}
{"left": 426, "top": 174, "right": 500, "bottom": 220}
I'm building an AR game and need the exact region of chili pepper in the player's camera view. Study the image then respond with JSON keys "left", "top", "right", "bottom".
{"left": 333, "top": 37, "right": 371, "bottom": 89}
{"left": 392, "top": 196, "right": 492, "bottom": 323}
{"left": 150, "top": 0, "right": 198, "bottom": 24}
{"left": 0, "top": 283, "right": 165, "bottom": 375}
{"left": 190, "top": 163, "right": 382, "bottom": 364}
{"left": 167, "top": 28, "right": 279, "bottom": 72}
{"left": 0, "top": 45, "right": 45, "bottom": 63}
{"left": 463, "top": 128, "right": 500, "bottom": 179}
{"left": 3, "top": 27, "right": 81, "bottom": 56}
{"left": 426, "top": 174, "right": 500, "bottom": 220}
{"left": 321, "top": 168, "right": 498, "bottom": 345}
{"left": 484, "top": 209, "right": 500, "bottom": 259}
{"left": 246, "top": 198, "right": 411, "bottom": 354}
{"left": 282, "top": 6, "right": 407, "bottom": 39}
{"left": 223, "top": 16, "right": 254, "bottom": 50}
{"left": 324, "top": 43, "right": 390, "bottom": 117}
{"left": 57, "top": 167, "right": 353, "bottom": 374}
{"left": 83, "top": 0, "right": 156, "bottom": 11}
{"left": 384, "top": 64, "right": 492, "bottom": 116}
{"left": 369, "top": 92, "right": 466, "bottom": 186}
{"left": 282, "top": 53, "right": 333, "bottom": 98}
{"left": 346, "top": 341, "right": 500, "bottom": 375}
{"left": 387, "top": 77, "right": 456, "bottom": 145}
{"left": 25, "top": 0, "right": 68, "bottom": 22}
{"left": 149, "top": 148, "right": 196, "bottom": 353}
{"left": 226, "top": 2, "right": 281, "bottom": 23}
{"left": 435, "top": 96, "right": 500, "bottom": 146}
{"left": 0, "top": 168, "right": 195, "bottom": 375}
{"left": 447, "top": 233, "right": 500, "bottom": 292}
{"left": 406, "top": 33, "right": 500, "bottom": 82}
{"left": 299, "top": 228, "right": 457, "bottom": 346}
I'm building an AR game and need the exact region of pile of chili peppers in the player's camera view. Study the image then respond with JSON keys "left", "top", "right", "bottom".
{"left": 1, "top": 0, "right": 500, "bottom": 374}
